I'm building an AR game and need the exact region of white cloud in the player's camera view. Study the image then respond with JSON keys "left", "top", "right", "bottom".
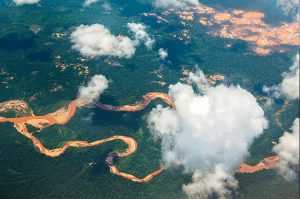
{"left": 276, "top": 0, "right": 299, "bottom": 18}
{"left": 13, "top": 0, "right": 39, "bottom": 5}
{"left": 273, "top": 118, "right": 299, "bottom": 181}
{"left": 78, "top": 75, "right": 109, "bottom": 104}
{"left": 127, "top": 23, "right": 155, "bottom": 50}
{"left": 83, "top": 0, "right": 99, "bottom": 7}
{"left": 70, "top": 23, "right": 155, "bottom": 58}
{"left": 153, "top": 0, "right": 199, "bottom": 8}
{"left": 148, "top": 69, "right": 268, "bottom": 199}
{"left": 263, "top": 54, "right": 299, "bottom": 100}
{"left": 70, "top": 24, "right": 137, "bottom": 58}
{"left": 183, "top": 166, "right": 238, "bottom": 199}
{"left": 102, "top": 2, "right": 112, "bottom": 13}
{"left": 158, "top": 48, "right": 168, "bottom": 60}
{"left": 188, "top": 69, "right": 209, "bottom": 92}
{"left": 280, "top": 54, "right": 299, "bottom": 99}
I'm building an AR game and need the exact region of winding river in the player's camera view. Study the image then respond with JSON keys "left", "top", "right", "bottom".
{"left": 0, "top": 93, "right": 279, "bottom": 182}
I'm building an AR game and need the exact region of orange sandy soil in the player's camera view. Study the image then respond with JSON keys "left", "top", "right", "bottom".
{"left": 155, "top": 5, "right": 299, "bottom": 55}
{"left": 0, "top": 94, "right": 280, "bottom": 182}
{"left": 236, "top": 156, "right": 280, "bottom": 173}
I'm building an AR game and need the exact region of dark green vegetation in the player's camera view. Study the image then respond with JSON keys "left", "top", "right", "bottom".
{"left": 0, "top": 0, "right": 299, "bottom": 198}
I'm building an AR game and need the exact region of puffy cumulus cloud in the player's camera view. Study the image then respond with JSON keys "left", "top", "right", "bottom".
{"left": 158, "top": 48, "right": 168, "bottom": 60}
{"left": 183, "top": 166, "right": 238, "bottom": 199}
{"left": 102, "top": 2, "right": 112, "bottom": 13}
{"left": 127, "top": 23, "right": 155, "bottom": 50}
{"left": 153, "top": 0, "right": 199, "bottom": 8}
{"left": 263, "top": 54, "right": 299, "bottom": 100}
{"left": 78, "top": 75, "right": 109, "bottom": 104}
{"left": 148, "top": 70, "right": 268, "bottom": 199}
{"left": 83, "top": 0, "right": 99, "bottom": 7}
{"left": 188, "top": 69, "right": 209, "bottom": 92}
{"left": 280, "top": 54, "right": 299, "bottom": 99}
{"left": 70, "top": 23, "right": 155, "bottom": 58}
{"left": 70, "top": 24, "right": 137, "bottom": 58}
{"left": 276, "top": 0, "right": 299, "bottom": 18}
{"left": 13, "top": 0, "right": 39, "bottom": 5}
{"left": 273, "top": 118, "right": 299, "bottom": 181}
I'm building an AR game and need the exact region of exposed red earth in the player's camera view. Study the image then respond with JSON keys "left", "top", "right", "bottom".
{"left": 144, "top": 4, "right": 299, "bottom": 55}
{"left": 236, "top": 156, "right": 280, "bottom": 173}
